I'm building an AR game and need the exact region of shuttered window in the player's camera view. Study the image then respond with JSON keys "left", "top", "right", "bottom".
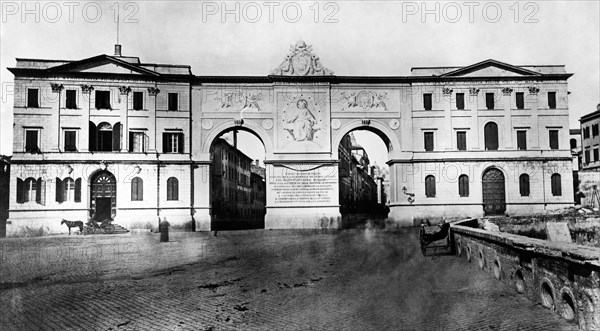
{"left": 27, "top": 89, "right": 39, "bottom": 108}
{"left": 517, "top": 130, "right": 527, "bottom": 150}
{"left": 167, "top": 177, "right": 179, "bottom": 201}
{"left": 168, "top": 93, "right": 178, "bottom": 111}
{"left": 549, "top": 130, "right": 559, "bottom": 150}
{"left": 548, "top": 92, "right": 556, "bottom": 109}
{"left": 458, "top": 175, "right": 469, "bottom": 197}
{"left": 515, "top": 92, "right": 524, "bottom": 109}
{"left": 425, "top": 175, "right": 436, "bottom": 198}
{"left": 25, "top": 130, "right": 39, "bottom": 152}
{"left": 424, "top": 132, "right": 434, "bottom": 151}
{"left": 64, "top": 130, "right": 77, "bottom": 151}
{"left": 594, "top": 148, "right": 599, "bottom": 162}
{"left": 519, "top": 174, "right": 530, "bottom": 196}
{"left": 423, "top": 93, "right": 432, "bottom": 110}
{"left": 133, "top": 92, "right": 144, "bottom": 110}
{"left": 457, "top": 131, "right": 467, "bottom": 150}
{"left": 163, "top": 132, "right": 183, "bottom": 153}
{"left": 551, "top": 174, "right": 562, "bottom": 196}
{"left": 585, "top": 150, "right": 590, "bottom": 164}
{"left": 95, "top": 91, "right": 111, "bottom": 109}
{"left": 456, "top": 93, "right": 465, "bottom": 110}
{"left": 484, "top": 122, "right": 499, "bottom": 150}
{"left": 485, "top": 93, "right": 494, "bottom": 110}
{"left": 66, "top": 90, "right": 77, "bottom": 109}
{"left": 131, "top": 177, "right": 143, "bottom": 201}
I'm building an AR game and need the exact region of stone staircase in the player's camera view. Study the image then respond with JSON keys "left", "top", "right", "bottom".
{"left": 113, "top": 224, "right": 129, "bottom": 234}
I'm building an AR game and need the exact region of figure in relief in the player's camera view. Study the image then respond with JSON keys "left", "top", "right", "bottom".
{"left": 283, "top": 99, "right": 319, "bottom": 141}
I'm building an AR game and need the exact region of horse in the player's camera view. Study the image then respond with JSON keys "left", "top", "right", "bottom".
{"left": 61, "top": 219, "right": 83, "bottom": 235}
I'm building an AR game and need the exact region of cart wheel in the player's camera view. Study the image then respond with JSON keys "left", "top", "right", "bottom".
{"left": 105, "top": 224, "right": 116, "bottom": 234}
{"left": 89, "top": 226, "right": 96, "bottom": 235}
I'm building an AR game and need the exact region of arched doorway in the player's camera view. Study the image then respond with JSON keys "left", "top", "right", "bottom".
{"left": 209, "top": 128, "right": 267, "bottom": 231}
{"left": 482, "top": 168, "right": 505, "bottom": 215}
{"left": 337, "top": 128, "right": 390, "bottom": 228}
{"left": 90, "top": 171, "right": 116, "bottom": 220}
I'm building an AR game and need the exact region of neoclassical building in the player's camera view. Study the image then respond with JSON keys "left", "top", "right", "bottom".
{"left": 6, "top": 41, "right": 574, "bottom": 235}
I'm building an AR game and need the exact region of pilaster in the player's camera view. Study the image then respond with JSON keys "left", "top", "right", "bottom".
{"left": 529, "top": 86, "right": 541, "bottom": 149}
{"left": 147, "top": 87, "right": 160, "bottom": 153}
{"left": 502, "top": 87, "right": 513, "bottom": 149}
{"left": 80, "top": 84, "right": 94, "bottom": 152}
{"left": 119, "top": 86, "right": 131, "bottom": 152}
{"left": 469, "top": 88, "right": 480, "bottom": 150}
{"left": 50, "top": 83, "right": 63, "bottom": 152}
{"left": 443, "top": 87, "right": 453, "bottom": 150}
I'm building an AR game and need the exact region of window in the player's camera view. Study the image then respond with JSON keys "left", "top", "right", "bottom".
{"left": 96, "top": 122, "right": 120, "bottom": 152}
{"left": 515, "top": 92, "right": 524, "bottom": 109}
{"left": 548, "top": 92, "right": 557, "bottom": 109}
{"left": 519, "top": 174, "right": 530, "bottom": 196}
{"left": 25, "top": 129, "right": 39, "bottom": 152}
{"left": 424, "top": 132, "right": 434, "bottom": 151}
{"left": 584, "top": 127, "right": 590, "bottom": 139}
{"left": 593, "top": 124, "right": 599, "bottom": 137}
{"left": 129, "top": 131, "right": 145, "bottom": 152}
{"left": 585, "top": 149, "right": 590, "bottom": 164}
{"left": 66, "top": 90, "right": 77, "bottom": 109}
{"left": 594, "top": 148, "right": 599, "bottom": 162}
{"left": 485, "top": 93, "right": 494, "bottom": 110}
{"left": 55, "top": 177, "right": 81, "bottom": 203}
{"left": 162, "top": 132, "right": 183, "bottom": 153}
{"left": 95, "top": 90, "right": 111, "bottom": 109}
{"left": 64, "top": 130, "right": 77, "bottom": 152}
{"left": 549, "top": 130, "right": 559, "bottom": 150}
{"left": 517, "top": 130, "right": 527, "bottom": 150}
{"left": 484, "top": 122, "right": 499, "bottom": 150}
{"left": 27, "top": 88, "right": 39, "bottom": 108}
{"left": 570, "top": 139, "right": 577, "bottom": 149}
{"left": 456, "top": 131, "right": 467, "bottom": 151}
{"left": 458, "top": 175, "right": 469, "bottom": 197}
{"left": 425, "top": 175, "right": 436, "bottom": 198}
{"left": 131, "top": 177, "right": 143, "bottom": 201}
{"left": 16, "top": 177, "right": 45, "bottom": 204}
{"left": 133, "top": 92, "right": 144, "bottom": 110}
{"left": 168, "top": 93, "right": 178, "bottom": 111}
{"left": 551, "top": 173, "right": 562, "bottom": 196}
{"left": 167, "top": 177, "right": 179, "bottom": 201}
{"left": 456, "top": 93, "right": 465, "bottom": 110}
{"left": 423, "top": 93, "right": 432, "bottom": 110}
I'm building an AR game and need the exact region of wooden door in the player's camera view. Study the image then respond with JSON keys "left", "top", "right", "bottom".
{"left": 482, "top": 168, "right": 505, "bottom": 215}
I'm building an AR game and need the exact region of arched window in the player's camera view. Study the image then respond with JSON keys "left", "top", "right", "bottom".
{"left": 167, "top": 177, "right": 179, "bottom": 201}
{"left": 131, "top": 177, "right": 143, "bottom": 201}
{"left": 519, "top": 174, "right": 530, "bottom": 197}
{"left": 570, "top": 138, "right": 577, "bottom": 149}
{"left": 63, "top": 177, "right": 75, "bottom": 201}
{"left": 551, "top": 174, "right": 562, "bottom": 196}
{"left": 24, "top": 178, "right": 37, "bottom": 202}
{"left": 458, "top": 175, "right": 469, "bottom": 197}
{"left": 484, "top": 122, "right": 499, "bottom": 150}
{"left": 425, "top": 175, "right": 436, "bottom": 198}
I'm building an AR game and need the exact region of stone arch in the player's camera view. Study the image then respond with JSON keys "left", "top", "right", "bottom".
{"left": 331, "top": 119, "right": 401, "bottom": 154}
{"left": 201, "top": 120, "right": 274, "bottom": 157}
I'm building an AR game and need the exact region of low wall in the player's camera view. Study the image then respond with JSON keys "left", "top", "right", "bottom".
{"left": 451, "top": 221, "right": 600, "bottom": 330}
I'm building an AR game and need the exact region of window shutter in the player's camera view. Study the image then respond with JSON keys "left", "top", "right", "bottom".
{"left": 139, "top": 179, "right": 143, "bottom": 200}
{"left": 163, "top": 133, "right": 168, "bottom": 153}
{"left": 89, "top": 122, "right": 97, "bottom": 152}
{"left": 113, "top": 123, "right": 121, "bottom": 151}
{"left": 75, "top": 178, "right": 81, "bottom": 202}
{"left": 178, "top": 134, "right": 184, "bottom": 153}
{"left": 37, "top": 178, "right": 46, "bottom": 205}
{"left": 129, "top": 131, "right": 134, "bottom": 152}
{"left": 16, "top": 178, "right": 24, "bottom": 203}
{"left": 56, "top": 177, "right": 63, "bottom": 203}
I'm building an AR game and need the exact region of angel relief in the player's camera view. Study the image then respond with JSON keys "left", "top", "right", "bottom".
{"left": 340, "top": 91, "right": 388, "bottom": 111}
{"left": 217, "top": 92, "right": 262, "bottom": 112}
{"left": 283, "top": 99, "right": 320, "bottom": 141}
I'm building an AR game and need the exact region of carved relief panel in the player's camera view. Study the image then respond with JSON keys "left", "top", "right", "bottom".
{"left": 202, "top": 87, "right": 275, "bottom": 114}
{"left": 275, "top": 90, "right": 330, "bottom": 153}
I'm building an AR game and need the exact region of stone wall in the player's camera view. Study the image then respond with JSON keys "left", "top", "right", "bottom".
{"left": 451, "top": 221, "right": 600, "bottom": 330}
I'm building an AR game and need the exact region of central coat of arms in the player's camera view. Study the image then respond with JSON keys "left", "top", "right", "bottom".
{"left": 271, "top": 40, "right": 334, "bottom": 76}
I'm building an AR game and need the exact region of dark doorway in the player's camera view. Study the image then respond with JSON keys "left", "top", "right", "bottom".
{"left": 90, "top": 171, "right": 116, "bottom": 220}
{"left": 482, "top": 168, "right": 506, "bottom": 215}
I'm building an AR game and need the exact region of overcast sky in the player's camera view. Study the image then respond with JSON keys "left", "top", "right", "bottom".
{"left": 1, "top": 0, "right": 599, "bottom": 164}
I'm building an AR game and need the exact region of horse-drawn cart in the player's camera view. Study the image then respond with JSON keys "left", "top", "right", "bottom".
{"left": 84, "top": 218, "right": 116, "bottom": 235}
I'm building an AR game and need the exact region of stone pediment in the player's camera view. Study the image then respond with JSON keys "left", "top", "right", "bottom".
{"left": 47, "top": 55, "right": 159, "bottom": 76}
{"left": 271, "top": 40, "right": 334, "bottom": 76}
{"left": 441, "top": 59, "right": 540, "bottom": 77}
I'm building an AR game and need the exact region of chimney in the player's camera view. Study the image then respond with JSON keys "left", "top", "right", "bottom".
{"left": 597, "top": 103, "right": 600, "bottom": 111}
{"left": 114, "top": 44, "right": 122, "bottom": 57}
{"left": 255, "top": 159, "right": 259, "bottom": 166}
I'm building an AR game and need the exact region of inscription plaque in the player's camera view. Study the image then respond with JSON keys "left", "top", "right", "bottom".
{"left": 268, "top": 164, "right": 338, "bottom": 206}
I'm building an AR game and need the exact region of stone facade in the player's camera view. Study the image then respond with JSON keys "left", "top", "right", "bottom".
{"left": 7, "top": 41, "right": 575, "bottom": 234}
{"left": 452, "top": 221, "right": 600, "bottom": 330}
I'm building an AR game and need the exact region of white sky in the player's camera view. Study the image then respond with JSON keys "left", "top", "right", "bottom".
{"left": 1, "top": 1, "right": 599, "bottom": 160}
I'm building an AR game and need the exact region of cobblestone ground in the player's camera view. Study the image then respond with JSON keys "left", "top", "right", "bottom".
{"left": 0, "top": 228, "right": 577, "bottom": 331}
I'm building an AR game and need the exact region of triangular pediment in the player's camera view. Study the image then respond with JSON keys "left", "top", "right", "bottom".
{"left": 47, "top": 55, "right": 159, "bottom": 76}
{"left": 441, "top": 59, "right": 540, "bottom": 77}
